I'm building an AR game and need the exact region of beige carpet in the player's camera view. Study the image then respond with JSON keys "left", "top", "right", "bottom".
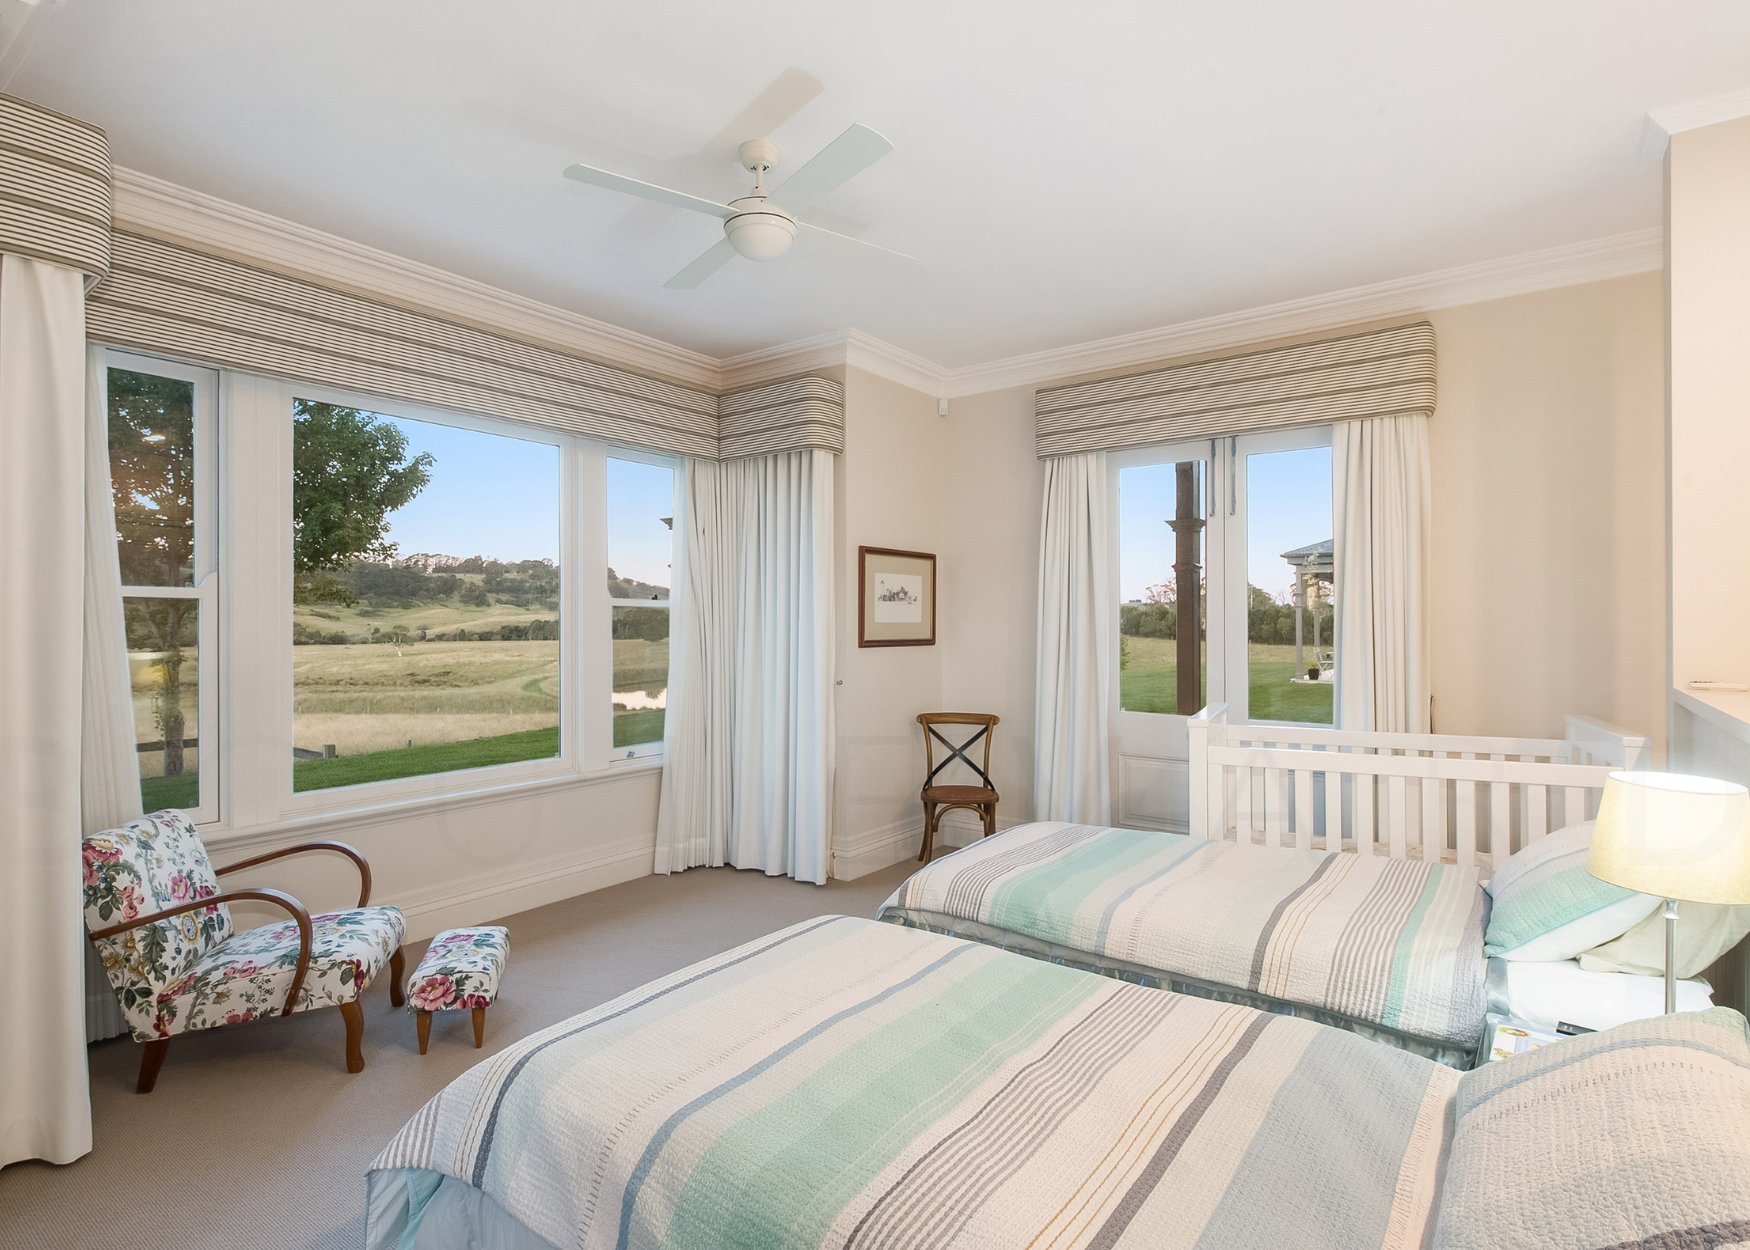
{"left": 0, "top": 861, "right": 916, "bottom": 1250}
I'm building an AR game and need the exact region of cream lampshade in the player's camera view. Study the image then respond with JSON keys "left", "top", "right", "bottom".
{"left": 1587, "top": 771, "right": 1750, "bottom": 1012}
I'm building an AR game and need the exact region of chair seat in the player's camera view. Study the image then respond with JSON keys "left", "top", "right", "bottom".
{"left": 922, "top": 784, "right": 999, "bottom": 805}
{"left": 408, "top": 926, "right": 509, "bottom": 1013}
{"left": 144, "top": 905, "right": 406, "bottom": 1041}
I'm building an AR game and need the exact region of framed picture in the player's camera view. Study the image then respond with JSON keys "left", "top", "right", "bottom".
{"left": 858, "top": 546, "right": 936, "bottom": 647}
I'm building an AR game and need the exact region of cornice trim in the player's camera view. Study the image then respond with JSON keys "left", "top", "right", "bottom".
{"left": 1643, "top": 84, "right": 1750, "bottom": 159}
{"left": 936, "top": 228, "right": 1661, "bottom": 398}
{"left": 110, "top": 165, "right": 723, "bottom": 390}
{"left": 107, "top": 167, "right": 1663, "bottom": 405}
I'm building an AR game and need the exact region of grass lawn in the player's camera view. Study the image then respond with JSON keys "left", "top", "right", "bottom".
{"left": 292, "top": 725, "right": 559, "bottom": 791}
{"left": 1120, "top": 638, "right": 1333, "bottom": 723}
{"left": 613, "top": 708, "right": 665, "bottom": 749}
{"left": 141, "top": 772, "right": 199, "bottom": 812}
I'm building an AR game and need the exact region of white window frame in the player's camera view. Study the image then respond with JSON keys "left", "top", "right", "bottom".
{"left": 108, "top": 348, "right": 221, "bottom": 825}
{"left": 1112, "top": 424, "right": 1334, "bottom": 730}
{"left": 100, "top": 346, "right": 681, "bottom": 836}
{"left": 606, "top": 450, "right": 676, "bottom": 762}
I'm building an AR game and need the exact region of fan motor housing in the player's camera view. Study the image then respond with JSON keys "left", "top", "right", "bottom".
{"left": 724, "top": 195, "right": 797, "bottom": 262}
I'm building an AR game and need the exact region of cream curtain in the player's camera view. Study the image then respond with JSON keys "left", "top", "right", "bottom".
{"left": 1033, "top": 451, "right": 1113, "bottom": 824}
{"left": 655, "top": 449, "right": 835, "bottom": 883}
{"left": 1332, "top": 414, "right": 1432, "bottom": 733}
{"left": 0, "top": 255, "right": 94, "bottom": 1167}
{"left": 81, "top": 346, "right": 140, "bottom": 1042}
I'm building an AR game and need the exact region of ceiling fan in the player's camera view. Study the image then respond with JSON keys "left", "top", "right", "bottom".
{"left": 563, "top": 123, "right": 911, "bottom": 289}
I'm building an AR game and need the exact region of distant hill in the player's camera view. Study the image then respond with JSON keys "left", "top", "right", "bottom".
{"left": 609, "top": 568, "right": 668, "bottom": 600}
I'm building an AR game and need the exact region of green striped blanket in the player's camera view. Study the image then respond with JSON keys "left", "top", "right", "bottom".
{"left": 879, "top": 822, "right": 1489, "bottom": 1058}
{"left": 368, "top": 916, "right": 1457, "bottom": 1250}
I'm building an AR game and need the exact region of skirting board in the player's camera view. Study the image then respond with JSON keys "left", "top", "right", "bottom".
{"left": 831, "top": 811, "right": 1019, "bottom": 881}
{"left": 388, "top": 836, "right": 655, "bottom": 945}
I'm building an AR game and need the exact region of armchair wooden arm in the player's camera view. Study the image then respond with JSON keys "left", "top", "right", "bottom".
{"left": 215, "top": 840, "right": 372, "bottom": 908}
{"left": 88, "top": 888, "right": 315, "bottom": 1019}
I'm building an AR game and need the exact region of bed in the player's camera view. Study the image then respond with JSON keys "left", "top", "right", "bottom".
{"left": 367, "top": 915, "right": 1750, "bottom": 1250}
{"left": 876, "top": 709, "right": 1658, "bottom": 1067}
{"left": 878, "top": 820, "right": 1489, "bottom": 1065}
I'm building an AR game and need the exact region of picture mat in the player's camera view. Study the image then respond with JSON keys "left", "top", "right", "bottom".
{"left": 861, "top": 550, "right": 935, "bottom": 644}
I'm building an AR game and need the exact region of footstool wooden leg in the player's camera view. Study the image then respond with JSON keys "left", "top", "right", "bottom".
{"left": 389, "top": 947, "right": 406, "bottom": 1007}
{"left": 416, "top": 1010, "right": 431, "bottom": 1055}
{"left": 473, "top": 1006, "right": 486, "bottom": 1049}
{"left": 340, "top": 1000, "right": 366, "bottom": 1073}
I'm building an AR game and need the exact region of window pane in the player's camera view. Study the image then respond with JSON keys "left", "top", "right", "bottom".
{"left": 1118, "top": 460, "right": 1207, "bottom": 715}
{"left": 1246, "top": 446, "right": 1334, "bottom": 724}
{"left": 608, "top": 459, "right": 673, "bottom": 750}
{"left": 125, "top": 596, "right": 201, "bottom": 811}
{"left": 110, "top": 368, "right": 196, "bottom": 587}
{"left": 291, "top": 402, "right": 560, "bottom": 791}
{"left": 612, "top": 606, "right": 669, "bottom": 748}
{"left": 607, "top": 458, "right": 673, "bottom": 601}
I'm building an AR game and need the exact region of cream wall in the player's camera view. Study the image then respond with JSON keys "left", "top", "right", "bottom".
{"left": 1425, "top": 272, "right": 1667, "bottom": 756}
{"left": 829, "top": 366, "right": 949, "bottom": 878}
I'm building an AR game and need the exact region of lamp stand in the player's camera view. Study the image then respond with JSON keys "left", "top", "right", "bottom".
{"left": 1663, "top": 898, "right": 1680, "bottom": 1014}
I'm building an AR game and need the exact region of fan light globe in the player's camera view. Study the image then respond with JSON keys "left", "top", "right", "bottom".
{"left": 724, "top": 198, "right": 797, "bottom": 262}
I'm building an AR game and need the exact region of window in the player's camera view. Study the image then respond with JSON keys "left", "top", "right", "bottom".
{"left": 290, "top": 399, "right": 562, "bottom": 792}
{"left": 109, "top": 353, "right": 218, "bottom": 822}
{"left": 1244, "top": 443, "right": 1334, "bottom": 725}
{"left": 1118, "top": 458, "right": 1207, "bottom": 716}
{"left": 607, "top": 457, "right": 674, "bottom": 759}
{"left": 1114, "top": 428, "right": 1334, "bottom": 729}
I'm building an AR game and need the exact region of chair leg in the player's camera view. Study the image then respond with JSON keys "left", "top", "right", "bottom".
{"left": 983, "top": 804, "right": 996, "bottom": 837}
{"left": 919, "top": 802, "right": 937, "bottom": 862}
{"left": 473, "top": 1006, "right": 486, "bottom": 1049}
{"left": 340, "top": 1000, "right": 366, "bottom": 1073}
{"left": 136, "top": 1038, "right": 170, "bottom": 1094}
{"left": 388, "top": 946, "right": 406, "bottom": 1007}
{"left": 416, "top": 1010, "right": 431, "bottom": 1055}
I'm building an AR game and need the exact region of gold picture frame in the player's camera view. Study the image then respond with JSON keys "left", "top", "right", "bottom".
{"left": 858, "top": 546, "right": 936, "bottom": 647}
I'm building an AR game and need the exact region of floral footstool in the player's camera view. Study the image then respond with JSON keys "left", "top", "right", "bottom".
{"left": 407, "top": 926, "right": 509, "bottom": 1053}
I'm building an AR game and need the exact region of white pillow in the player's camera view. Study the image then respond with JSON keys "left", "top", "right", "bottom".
{"left": 1577, "top": 901, "right": 1750, "bottom": 978}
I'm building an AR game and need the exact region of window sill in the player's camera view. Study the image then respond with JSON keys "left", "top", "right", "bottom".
{"left": 199, "top": 758, "right": 663, "bottom": 856}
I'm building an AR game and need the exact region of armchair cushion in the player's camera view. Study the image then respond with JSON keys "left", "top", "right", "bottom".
{"left": 143, "top": 906, "right": 406, "bottom": 1041}
{"left": 84, "top": 811, "right": 234, "bottom": 1024}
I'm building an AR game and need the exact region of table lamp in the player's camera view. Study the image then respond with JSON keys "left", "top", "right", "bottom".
{"left": 1587, "top": 771, "right": 1750, "bottom": 1013}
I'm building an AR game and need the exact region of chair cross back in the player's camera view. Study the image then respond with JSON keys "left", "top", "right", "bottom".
{"left": 915, "top": 713, "right": 1001, "bottom": 863}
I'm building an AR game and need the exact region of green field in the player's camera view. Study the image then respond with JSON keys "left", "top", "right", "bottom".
{"left": 293, "top": 726, "right": 560, "bottom": 791}
{"left": 1120, "top": 637, "right": 1333, "bottom": 723}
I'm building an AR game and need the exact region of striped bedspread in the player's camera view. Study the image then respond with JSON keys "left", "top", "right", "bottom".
{"left": 879, "top": 822, "right": 1489, "bottom": 1055}
{"left": 369, "top": 915, "right": 1456, "bottom": 1250}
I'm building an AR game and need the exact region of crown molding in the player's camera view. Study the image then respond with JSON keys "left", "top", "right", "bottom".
{"left": 718, "top": 326, "right": 949, "bottom": 394}
{"left": 1641, "top": 84, "right": 1750, "bottom": 159}
{"left": 107, "top": 166, "right": 1663, "bottom": 405}
{"left": 109, "top": 166, "right": 724, "bottom": 391}
{"left": 933, "top": 227, "right": 1663, "bottom": 398}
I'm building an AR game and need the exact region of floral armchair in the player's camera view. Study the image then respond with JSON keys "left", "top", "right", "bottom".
{"left": 83, "top": 810, "right": 406, "bottom": 1093}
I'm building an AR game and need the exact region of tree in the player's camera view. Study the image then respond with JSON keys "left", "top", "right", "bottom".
{"left": 292, "top": 402, "right": 433, "bottom": 603}
{"left": 111, "top": 371, "right": 198, "bottom": 775}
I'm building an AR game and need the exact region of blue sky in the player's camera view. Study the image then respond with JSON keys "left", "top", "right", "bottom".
{"left": 1118, "top": 446, "right": 1332, "bottom": 603}
{"left": 376, "top": 414, "right": 559, "bottom": 562}
{"left": 606, "top": 457, "right": 675, "bottom": 589}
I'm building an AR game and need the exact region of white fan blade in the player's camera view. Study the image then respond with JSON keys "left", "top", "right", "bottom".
{"left": 768, "top": 123, "right": 894, "bottom": 215}
{"left": 563, "top": 163, "right": 732, "bottom": 218}
{"left": 664, "top": 238, "right": 738, "bottom": 289}
{"left": 797, "top": 221, "right": 915, "bottom": 263}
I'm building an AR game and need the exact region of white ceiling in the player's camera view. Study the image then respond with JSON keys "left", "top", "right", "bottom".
{"left": 12, "top": 1, "right": 1750, "bottom": 368}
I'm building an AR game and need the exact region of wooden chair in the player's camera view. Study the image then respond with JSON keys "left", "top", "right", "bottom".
{"left": 916, "top": 713, "right": 1000, "bottom": 862}
{"left": 83, "top": 810, "right": 406, "bottom": 1092}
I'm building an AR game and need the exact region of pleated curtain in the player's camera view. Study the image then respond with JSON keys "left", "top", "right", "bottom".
{"left": 655, "top": 449, "right": 835, "bottom": 883}
{"left": 1332, "top": 414, "right": 1432, "bottom": 733}
{"left": 0, "top": 254, "right": 95, "bottom": 1167}
{"left": 1033, "top": 450, "right": 1113, "bottom": 824}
